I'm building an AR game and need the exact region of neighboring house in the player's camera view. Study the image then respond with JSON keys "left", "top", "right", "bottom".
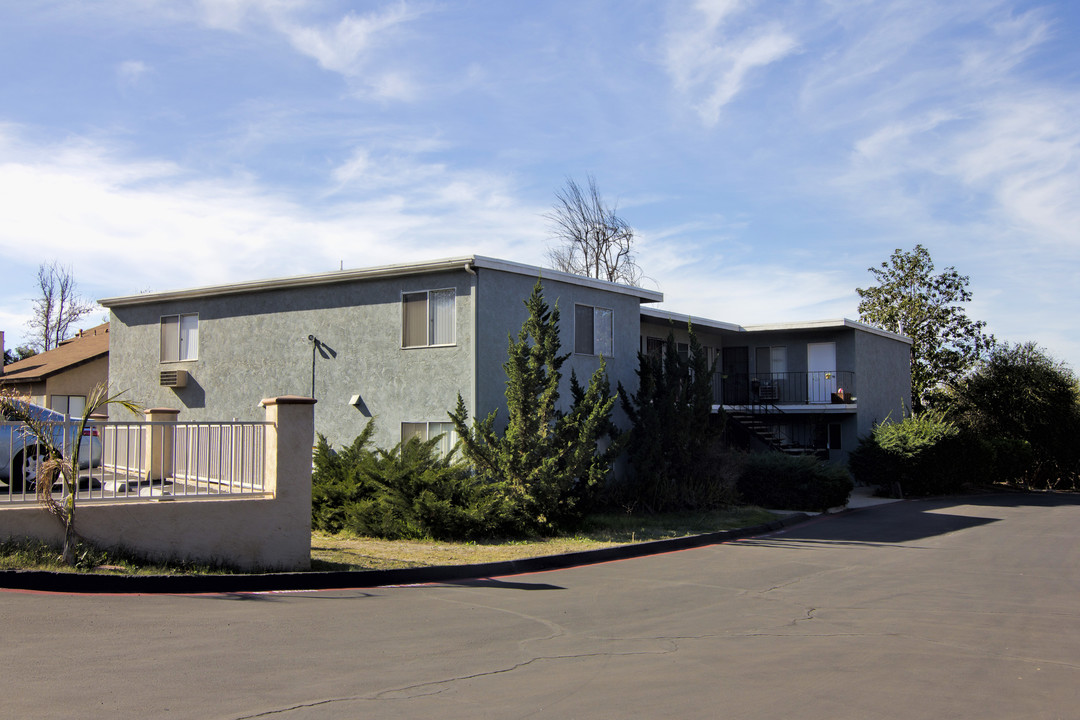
{"left": 101, "top": 257, "right": 662, "bottom": 453}
{"left": 100, "top": 256, "right": 911, "bottom": 463}
{"left": 0, "top": 323, "right": 110, "bottom": 417}
{"left": 640, "top": 308, "right": 911, "bottom": 462}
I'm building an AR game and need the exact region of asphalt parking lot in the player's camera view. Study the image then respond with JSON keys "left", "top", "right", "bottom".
{"left": 3, "top": 492, "right": 1079, "bottom": 719}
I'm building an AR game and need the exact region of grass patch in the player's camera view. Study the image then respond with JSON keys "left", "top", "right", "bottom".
{"left": 0, "top": 537, "right": 239, "bottom": 576}
{"left": 312, "top": 506, "right": 779, "bottom": 571}
{"left": 3, "top": 507, "right": 781, "bottom": 574}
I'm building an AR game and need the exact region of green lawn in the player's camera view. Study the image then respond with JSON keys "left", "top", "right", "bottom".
{"left": 2, "top": 507, "right": 779, "bottom": 574}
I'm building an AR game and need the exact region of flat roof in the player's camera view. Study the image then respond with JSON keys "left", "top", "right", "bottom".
{"left": 642, "top": 308, "right": 911, "bottom": 344}
{"left": 741, "top": 318, "right": 911, "bottom": 343}
{"left": 640, "top": 307, "right": 743, "bottom": 332}
{"left": 99, "top": 255, "right": 664, "bottom": 307}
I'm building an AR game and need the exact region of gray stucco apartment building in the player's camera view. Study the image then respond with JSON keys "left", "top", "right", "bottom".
{"left": 101, "top": 255, "right": 911, "bottom": 463}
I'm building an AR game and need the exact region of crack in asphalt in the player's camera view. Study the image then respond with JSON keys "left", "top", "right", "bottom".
{"left": 231, "top": 646, "right": 677, "bottom": 718}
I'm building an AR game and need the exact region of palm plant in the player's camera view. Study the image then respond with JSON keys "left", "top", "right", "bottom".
{"left": 0, "top": 384, "right": 141, "bottom": 565}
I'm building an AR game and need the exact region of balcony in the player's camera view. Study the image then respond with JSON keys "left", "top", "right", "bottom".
{"left": 712, "top": 371, "right": 856, "bottom": 408}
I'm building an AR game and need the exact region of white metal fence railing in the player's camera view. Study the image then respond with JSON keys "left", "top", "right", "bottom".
{"left": 1, "top": 420, "right": 270, "bottom": 504}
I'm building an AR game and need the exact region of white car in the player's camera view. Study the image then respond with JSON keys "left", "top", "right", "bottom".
{"left": 0, "top": 400, "right": 103, "bottom": 493}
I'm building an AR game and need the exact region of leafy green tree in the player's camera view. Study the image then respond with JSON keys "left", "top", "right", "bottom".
{"left": 0, "top": 384, "right": 141, "bottom": 565}
{"left": 449, "top": 280, "right": 617, "bottom": 535}
{"left": 945, "top": 342, "right": 1080, "bottom": 487}
{"left": 3, "top": 345, "right": 36, "bottom": 365}
{"left": 857, "top": 245, "right": 993, "bottom": 412}
{"left": 617, "top": 326, "right": 727, "bottom": 512}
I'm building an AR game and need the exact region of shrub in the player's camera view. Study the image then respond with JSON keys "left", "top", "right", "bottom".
{"left": 848, "top": 411, "right": 989, "bottom": 496}
{"left": 736, "top": 452, "right": 853, "bottom": 512}
{"left": 311, "top": 423, "right": 505, "bottom": 541}
{"left": 311, "top": 423, "right": 377, "bottom": 533}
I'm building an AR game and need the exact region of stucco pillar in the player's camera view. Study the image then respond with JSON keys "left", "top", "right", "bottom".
{"left": 143, "top": 407, "right": 180, "bottom": 482}
{"left": 261, "top": 396, "right": 316, "bottom": 570}
{"left": 261, "top": 396, "right": 316, "bottom": 499}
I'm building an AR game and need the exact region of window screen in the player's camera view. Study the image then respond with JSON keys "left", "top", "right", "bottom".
{"left": 594, "top": 307, "right": 613, "bottom": 356}
{"left": 402, "top": 290, "right": 455, "bottom": 347}
{"left": 161, "top": 314, "right": 198, "bottom": 362}
{"left": 576, "top": 305, "right": 613, "bottom": 356}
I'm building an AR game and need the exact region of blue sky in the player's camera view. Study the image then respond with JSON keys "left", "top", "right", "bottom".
{"left": 2, "top": 0, "right": 1078, "bottom": 365}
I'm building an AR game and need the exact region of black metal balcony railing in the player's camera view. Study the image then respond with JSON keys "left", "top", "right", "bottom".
{"left": 712, "top": 371, "right": 856, "bottom": 406}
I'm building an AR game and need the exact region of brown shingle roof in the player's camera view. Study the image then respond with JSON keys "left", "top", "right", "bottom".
{"left": 0, "top": 323, "right": 109, "bottom": 384}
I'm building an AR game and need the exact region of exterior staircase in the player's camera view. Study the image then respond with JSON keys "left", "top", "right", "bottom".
{"left": 726, "top": 409, "right": 822, "bottom": 457}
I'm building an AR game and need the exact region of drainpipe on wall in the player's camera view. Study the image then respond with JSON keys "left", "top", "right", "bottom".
{"left": 464, "top": 262, "right": 477, "bottom": 418}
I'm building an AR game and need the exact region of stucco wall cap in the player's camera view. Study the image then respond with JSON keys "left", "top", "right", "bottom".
{"left": 143, "top": 408, "right": 181, "bottom": 415}
{"left": 260, "top": 396, "right": 318, "bottom": 407}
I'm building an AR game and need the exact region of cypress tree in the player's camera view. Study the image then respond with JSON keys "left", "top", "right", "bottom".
{"left": 618, "top": 324, "right": 724, "bottom": 512}
{"left": 449, "top": 280, "right": 616, "bottom": 534}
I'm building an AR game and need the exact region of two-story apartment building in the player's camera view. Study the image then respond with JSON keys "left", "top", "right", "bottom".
{"left": 102, "top": 257, "right": 662, "bottom": 453}
{"left": 640, "top": 308, "right": 911, "bottom": 462}
{"left": 101, "top": 255, "right": 911, "bottom": 463}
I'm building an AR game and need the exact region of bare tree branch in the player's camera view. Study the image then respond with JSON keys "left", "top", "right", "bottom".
{"left": 26, "top": 261, "right": 95, "bottom": 352}
{"left": 545, "top": 175, "right": 642, "bottom": 286}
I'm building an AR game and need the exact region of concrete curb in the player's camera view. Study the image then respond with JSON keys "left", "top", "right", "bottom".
{"left": 0, "top": 514, "right": 811, "bottom": 595}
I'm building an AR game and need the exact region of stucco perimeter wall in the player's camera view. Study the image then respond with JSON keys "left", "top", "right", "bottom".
{"left": 108, "top": 271, "right": 475, "bottom": 451}
{"left": 473, "top": 269, "right": 644, "bottom": 432}
{"left": 0, "top": 396, "right": 314, "bottom": 571}
{"left": 854, "top": 330, "right": 912, "bottom": 437}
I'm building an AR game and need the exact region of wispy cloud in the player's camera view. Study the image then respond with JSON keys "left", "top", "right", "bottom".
{"left": 663, "top": 0, "right": 798, "bottom": 126}
{"left": 115, "top": 60, "right": 151, "bottom": 88}
{"left": 0, "top": 126, "right": 546, "bottom": 311}
{"left": 195, "top": 0, "right": 424, "bottom": 99}
{"left": 819, "top": 2, "right": 1080, "bottom": 252}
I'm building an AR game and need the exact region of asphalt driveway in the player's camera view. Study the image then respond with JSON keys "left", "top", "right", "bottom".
{"left": 3, "top": 492, "right": 1079, "bottom": 719}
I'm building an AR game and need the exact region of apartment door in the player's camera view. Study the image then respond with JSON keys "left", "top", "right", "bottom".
{"left": 722, "top": 346, "right": 749, "bottom": 404}
{"left": 807, "top": 342, "right": 837, "bottom": 403}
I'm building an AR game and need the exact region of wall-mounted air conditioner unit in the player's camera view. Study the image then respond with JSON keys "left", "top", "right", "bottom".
{"left": 160, "top": 369, "right": 189, "bottom": 388}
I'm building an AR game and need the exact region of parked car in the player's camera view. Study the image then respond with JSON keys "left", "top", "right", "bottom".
{"left": 0, "top": 400, "right": 103, "bottom": 493}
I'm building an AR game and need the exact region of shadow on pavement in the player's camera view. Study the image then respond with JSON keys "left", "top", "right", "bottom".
{"left": 744, "top": 500, "right": 996, "bottom": 546}
{"left": 743, "top": 491, "right": 1080, "bottom": 547}
{"left": 443, "top": 578, "right": 565, "bottom": 591}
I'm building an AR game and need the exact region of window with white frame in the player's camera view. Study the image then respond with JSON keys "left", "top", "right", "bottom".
{"left": 160, "top": 313, "right": 199, "bottom": 362}
{"left": 575, "top": 304, "right": 613, "bottom": 356}
{"left": 401, "top": 421, "right": 459, "bottom": 457}
{"left": 402, "top": 289, "right": 456, "bottom": 348}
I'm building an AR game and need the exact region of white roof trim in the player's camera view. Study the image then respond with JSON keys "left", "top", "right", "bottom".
{"left": 642, "top": 308, "right": 911, "bottom": 344}
{"left": 100, "top": 255, "right": 664, "bottom": 307}
{"left": 469, "top": 256, "right": 663, "bottom": 302}
{"left": 740, "top": 318, "right": 911, "bottom": 344}
{"left": 640, "top": 307, "right": 743, "bottom": 332}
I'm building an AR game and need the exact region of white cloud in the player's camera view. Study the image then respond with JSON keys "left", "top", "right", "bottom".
{"left": 663, "top": 1, "right": 797, "bottom": 126}
{"left": 280, "top": 6, "right": 413, "bottom": 75}
{"left": 0, "top": 126, "right": 548, "bottom": 346}
{"left": 116, "top": 60, "right": 151, "bottom": 87}
{"left": 192, "top": 0, "right": 424, "bottom": 99}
